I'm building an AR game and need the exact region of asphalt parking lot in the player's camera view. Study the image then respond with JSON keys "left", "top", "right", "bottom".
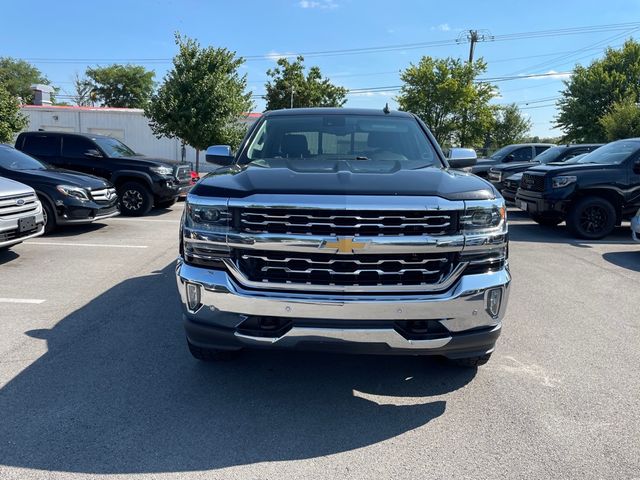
{"left": 0, "top": 205, "right": 638, "bottom": 480}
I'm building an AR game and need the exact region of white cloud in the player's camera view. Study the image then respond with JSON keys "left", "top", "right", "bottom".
{"left": 523, "top": 70, "right": 572, "bottom": 80}
{"left": 298, "top": 0, "right": 338, "bottom": 9}
{"left": 431, "top": 23, "right": 451, "bottom": 32}
{"left": 264, "top": 50, "right": 296, "bottom": 62}
{"left": 349, "top": 91, "right": 396, "bottom": 97}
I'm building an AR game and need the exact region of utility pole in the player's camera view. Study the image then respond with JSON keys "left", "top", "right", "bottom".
{"left": 290, "top": 87, "right": 294, "bottom": 109}
{"left": 456, "top": 29, "right": 493, "bottom": 147}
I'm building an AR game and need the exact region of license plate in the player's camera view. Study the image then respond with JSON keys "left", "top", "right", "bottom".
{"left": 519, "top": 201, "right": 528, "bottom": 211}
{"left": 18, "top": 216, "right": 37, "bottom": 232}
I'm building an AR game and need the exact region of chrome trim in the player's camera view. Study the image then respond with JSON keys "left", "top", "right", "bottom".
{"left": 90, "top": 187, "right": 117, "bottom": 202}
{"left": 221, "top": 257, "right": 469, "bottom": 293}
{"left": 0, "top": 224, "right": 45, "bottom": 248}
{"left": 234, "top": 327, "right": 452, "bottom": 349}
{"left": 58, "top": 208, "right": 120, "bottom": 225}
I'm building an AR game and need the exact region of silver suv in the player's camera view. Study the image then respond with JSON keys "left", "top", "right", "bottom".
{"left": 0, "top": 177, "right": 45, "bottom": 250}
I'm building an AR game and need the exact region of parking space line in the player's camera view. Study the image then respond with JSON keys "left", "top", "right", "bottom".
{"left": 0, "top": 298, "right": 46, "bottom": 304}
{"left": 26, "top": 241, "right": 148, "bottom": 249}
{"left": 109, "top": 218, "right": 180, "bottom": 223}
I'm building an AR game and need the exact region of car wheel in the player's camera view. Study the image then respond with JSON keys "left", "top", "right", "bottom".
{"left": 187, "top": 339, "right": 242, "bottom": 362}
{"left": 450, "top": 353, "right": 492, "bottom": 368}
{"left": 118, "top": 181, "right": 153, "bottom": 216}
{"left": 531, "top": 214, "right": 562, "bottom": 227}
{"left": 39, "top": 197, "right": 57, "bottom": 234}
{"left": 156, "top": 198, "right": 177, "bottom": 209}
{"left": 566, "top": 196, "right": 616, "bottom": 240}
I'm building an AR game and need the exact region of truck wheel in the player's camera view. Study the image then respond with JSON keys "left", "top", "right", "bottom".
{"left": 450, "top": 353, "right": 492, "bottom": 368}
{"left": 566, "top": 196, "right": 616, "bottom": 239}
{"left": 531, "top": 214, "right": 562, "bottom": 227}
{"left": 156, "top": 198, "right": 177, "bottom": 209}
{"left": 39, "top": 197, "right": 57, "bottom": 234}
{"left": 118, "top": 181, "right": 153, "bottom": 216}
{"left": 187, "top": 339, "right": 242, "bottom": 362}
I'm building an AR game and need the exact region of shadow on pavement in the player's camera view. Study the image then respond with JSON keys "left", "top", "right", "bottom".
{"left": 0, "top": 263, "right": 475, "bottom": 474}
{"left": 602, "top": 251, "right": 640, "bottom": 272}
{"left": 0, "top": 248, "right": 19, "bottom": 265}
{"left": 44, "top": 223, "right": 107, "bottom": 238}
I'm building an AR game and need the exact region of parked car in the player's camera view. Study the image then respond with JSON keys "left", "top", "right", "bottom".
{"left": 500, "top": 153, "right": 590, "bottom": 205}
{"left": 176, "top": 107, "right": 510, "bottom": 368}
{"left": 488, "top": 144, "right": 603, "bottom": 192}
{"left": 632, "top": 209, "right": 640, "bottom": 242}
{"left": 0, "top": 176, "right": 45, "bottom": 250}
{"left": 516, "top": 139, "right": 640, "bottom": 238}
{"left": 15, "top": 132, "right": 192, "bottom": 216}
{"left": 0, "top": 144, "right": 119, "bottom": 233}
{"left": 470, "top": 143, "right": 554, "bottom": 178}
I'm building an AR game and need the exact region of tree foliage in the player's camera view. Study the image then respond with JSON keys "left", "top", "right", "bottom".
{"left": 489, "top": 103, "right": 532, "bottom": 147}
{"left": 0, "top": 84, "right": 28, "bottom": 143}
{"left": 146, "top": 33, "right": 253, "bottom": 168}
{"left": 72, "top": 73, "right": 95, "bottom": 107}
{"left": 0, "top": 57, "right": 50, "bottom": 104}
{"left": 599, "top": 97, "right": 640, "bottom": 141}
{"left": 397, "top": 56, "right": 495, "bottom": 148}
{"left": 85, "top": 64, "right": 155, "bottom": 108}
{"left": 556, "top": 39, "right": 640, "bottom": 142}
{"left": 264, "top": 56, "right": 347, "bottom": 110}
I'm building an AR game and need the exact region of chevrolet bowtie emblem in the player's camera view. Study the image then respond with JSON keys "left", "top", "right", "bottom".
{"left": 324, "top": 237, "right": 367, "bottom": 253}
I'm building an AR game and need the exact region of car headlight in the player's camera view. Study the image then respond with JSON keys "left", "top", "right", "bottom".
{"left": 150, "top": 166, "right": 174, "bottom": 176}
{"left": 462, "top": 200, "right": 507, "bottom": 231}
{"left": 551, "top": 175, "right": 577, "bottom": 189}
{"left": 56, "top": 185, "right": 90, "bottom": 201}
{"left": 489, "top": 170, "right": 502, "bottom": 181}
{"left": 185, "top": 198, "right": 230, "bottom": 232}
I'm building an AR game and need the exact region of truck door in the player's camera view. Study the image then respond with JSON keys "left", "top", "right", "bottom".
{"left": 21, "top": 133, "right": 63, "bottom": 167}
{"left": 61, "top": 136, "right": 101, "bottom": 176}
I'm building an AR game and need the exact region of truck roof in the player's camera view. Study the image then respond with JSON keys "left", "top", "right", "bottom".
{"left": 263, "top": 107, "right": 415, "bottom": 118}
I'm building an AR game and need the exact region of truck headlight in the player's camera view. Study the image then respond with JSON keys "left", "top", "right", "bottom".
{"left": 462, "top": 201, "right": 506, "bottom": 231}
{"left": 185, "top": 198, "right": 230, "bottom": 231}
{"left": 551, "top": 175, "right": 577, "bottom": 189}
{"left": 150, "top": 166, "right": 174, "bottom": 176}
{"left": 56, "top": 185, "right": 90, "bottom": 201}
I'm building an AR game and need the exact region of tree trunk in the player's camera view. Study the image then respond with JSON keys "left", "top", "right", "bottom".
{"left": 195, "top": 149, "right": 200, "bottom": 174}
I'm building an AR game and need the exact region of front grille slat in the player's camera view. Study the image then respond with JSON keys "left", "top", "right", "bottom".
{"left": 236, "top": 208, "right": 457, "bottom": 236}
{"left": 90, "top": 188, "right": 117, "bottom": 204}
{"left": 0, "top": 193, "right": 38, "bottom": 218}
{"left": 520, "top": 173, "right": 546, "bottom": 192}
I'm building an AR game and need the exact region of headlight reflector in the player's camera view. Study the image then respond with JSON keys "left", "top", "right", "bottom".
{"left": 56, "top": 185, "right": 90, "bottom": 200}
{"left": 150, "top": 166, "right": 174, "bottom": 176}
{"left": 551, "top": 175, "right": 577, "bottom": 189}
{"left": 185, "top": 198, "right": 230, "bottom": 231}
{"left": 462, "top": 202, "right": 506, "bottom": 231}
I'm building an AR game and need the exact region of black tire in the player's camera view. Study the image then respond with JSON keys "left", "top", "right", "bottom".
{"left": 531, "top": 214, "right": 562, "bottom": 227}
{"left": 566, "top": 196, "right": 616, "bottom": 240}
{"left": 187, "top": 339, "right": 242, "bottom": 362}
{"left": 118, "top": 181, "right": 153, "bottom": 216}
{"left": 450, "top": 353, "right": 492, "bottom": 368}
{"left": 156, "top": 198, "right": 177, "bottom": 209}
{"left": 39, "top": 196, "right": 57, "bottom": 234}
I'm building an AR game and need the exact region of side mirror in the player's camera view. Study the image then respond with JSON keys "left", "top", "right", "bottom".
{"left": 447, "top": 148, "right": 477, "bottom": 169}
{"left": 205, "top": 145, "right": 234, "bottom": 166}
{"left": 84, "top": 149, "right": 102, "bottom": 158}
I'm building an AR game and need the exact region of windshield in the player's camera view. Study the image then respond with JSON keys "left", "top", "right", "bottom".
{"left": 93, "top": 137, "right": 136, "bottom": 158}
{"left": 532, "top": 146, "right": 564, "bottom": 164}
{"left": 489, "top": 146, "right": 514, "bottom": 161}
{"left": 573, "top": 140, "right": 640, "bottom": 165}
{"left": 0, "top": 147, "right": 48, "bottom": 170}
{"left": 242, "top": 114, "right": 440, "bottom": 170}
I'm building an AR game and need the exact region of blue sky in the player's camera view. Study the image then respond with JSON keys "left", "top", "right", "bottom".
{"left": 3, "top": 0, "right": 640, "bottom": 137}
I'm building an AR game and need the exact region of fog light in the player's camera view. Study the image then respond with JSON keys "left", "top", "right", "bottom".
{"left": 486, "top": 288, "right": 502, "bottom": 318}
{"left": 186, "top": 282, "right": 202, "bottom": 312}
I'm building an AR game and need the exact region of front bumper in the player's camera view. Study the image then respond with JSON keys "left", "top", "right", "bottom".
{"left": 631, "top": 214, "right": 640, "bottom": 242}
{"left": 0, "top": 203, "right": 45, "bottom": 248}
{"left": 55, "top": 198, "right": 120, "bottom": 225}
{"left": 176, "top": 260, "right": 511, "bottom": 358}
{"left": 515, "top": 189, "right": 569, "bottom": 218}
{"left": 152, "top": 178, "right": 191, "bottom": 200}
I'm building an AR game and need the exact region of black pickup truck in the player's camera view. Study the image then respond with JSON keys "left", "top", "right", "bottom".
{"left": 15, "top": 132, "right": 192, "bottom": 215}
{"left": 176, "top": 108, "right": 511, "bottom": 368}
{"left": 516, "top": 139, "right": 640, "bottom": 238}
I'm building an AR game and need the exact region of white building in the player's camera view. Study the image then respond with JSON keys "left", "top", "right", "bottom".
{"left": 19, "top": 105, "right": 261, "bottom": 166}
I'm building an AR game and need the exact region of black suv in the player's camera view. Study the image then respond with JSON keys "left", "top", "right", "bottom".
{"left": 488, "top": 144, "right": 603, "bottom": 201}
{"left": 516, "top": 139, "right": 640, "bottom": 238}
{"left": 15, "top": 132, "right": 191, "bottom": 215}
{"left": 470, "top": 143, "right": 554, "bottom": 178}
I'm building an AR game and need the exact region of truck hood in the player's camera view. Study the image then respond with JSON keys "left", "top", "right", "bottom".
{"left": 192, "top": 161, "right": 497, "bottom": 201}
{"left": 0, "top": 177, "right": 35, "bottom": 197}
{"left": 8, "top": 168, "right": 111, "bottom": 189}
{"left": 526, "top": 162, "right": 614, "bottom": 176}
{"left": 112, "top": 156, "right": 184, "bottom": 169}
{"left": 491, "top": 161, "right": 537, "bottom": 173}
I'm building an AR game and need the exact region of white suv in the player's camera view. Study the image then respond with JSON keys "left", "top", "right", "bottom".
{"left": 0, "top": 177, "right": 45, "bottom": 250}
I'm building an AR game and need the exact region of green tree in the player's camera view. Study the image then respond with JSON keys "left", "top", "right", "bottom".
{"left": 556, "top": 39, "right": 640, "bottom": 142}
{"left": 490, "top": 103, "right": 532, "bottom": 147}
{"left": 0, "top": 84, "right": 28, "bottom": 143}
{"left": 72, "top": 73, "right": 95, "bottom": 107}
{"left": 397, "top": 56, "right": 495, "bottom": 148}
{"left": 0, "top": 57, "right": 50, "bottom": 104}
{"left": 86, "top": 64, "right": 155, "bottom": 108}
{"left": 146, "top": 33, "right": 253, "bottom": 170}
{"left": 599, "top": 97, "right": 640, "bottom": 141}
{"left": 265, "top": 56, "right": 347, "bottom": 110}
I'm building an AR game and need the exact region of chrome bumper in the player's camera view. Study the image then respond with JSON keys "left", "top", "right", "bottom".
{"left": 176, "top": 259, "right": 510, "bottom": 352}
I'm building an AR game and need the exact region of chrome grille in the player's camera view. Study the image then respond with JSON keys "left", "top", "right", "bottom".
{"left": 234, "top": 250, "right": 456, "bottom": 288}
{"left": 175, "top": 165, "right": 191, "bottom": 181}
{"left": 0, "top": 193, "right": 38, "bottom": 218}
{"left": 488, "top": 170, "right": 501, "bottom": 182}
{"left": 520, "top": 173, "right": 546, "bottom": 192}
{"left": 90, "top": 187, "right": 117, "bottom": 203}
{"left": 236, "top": 208, "right": 457, "bottom": 236}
